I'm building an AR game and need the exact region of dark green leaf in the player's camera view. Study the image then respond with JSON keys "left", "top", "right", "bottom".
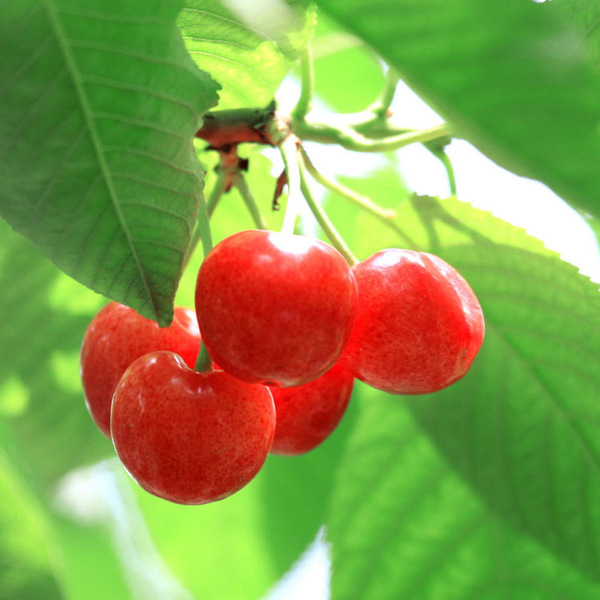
{"left": 0, "top": 0, "right": 219, "bottom": 325}
{"left": 316, "top": 0, "right": 600, "bottom": 217}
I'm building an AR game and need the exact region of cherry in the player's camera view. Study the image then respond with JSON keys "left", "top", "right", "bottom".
{"left": 340, "top": 249, "right": 484, "bottom": 394}
{"left": 111, "top": 351, "right": 275, "bottom": 505}
{"left": 80, "top": 302, "right": 201, "bottom": 438}
{"left": 270, "top": 363, "right": 354, "bottom": 456}
{"left": 195, "top": 230, "right": 357, "bottom": 387}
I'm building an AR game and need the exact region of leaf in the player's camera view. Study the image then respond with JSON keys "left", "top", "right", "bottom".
{"left": 327, "top": 194, "right": 600, "bottom": 586}
{"left": 0, "top": 219, "right": 112, "bottom": 489}
{"left": 179, "top": 0, "right": 316, "bottom": 109}
{"left": 310, "top": 13, "right": 385, "bottom": 114}
{"left": 408, "top": 242, "right": 600, "bottom": 581}
{"left": 49, "top": 516, "right": 134, "bottom": 600}
{"left": 315, "top": 0, "right": 600, "bottom": 218}
{"left": 556, "top": 0, "right": 600, "bottom": 68}
{"left": 0, "top": 452, "right": 62, "bottom": 600}
{"left": 51, "top": 461, "right": 194, "bottom": 600}
{"left": 328, "top": 384, "right": 600, "bottom": 600}
{"left": 0, "top": 0, "right": 219, "bottom": 325}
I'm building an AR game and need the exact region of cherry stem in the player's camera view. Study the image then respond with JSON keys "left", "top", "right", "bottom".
{"left": 233, "top": 174, "right": 268, "bottom": 229}
{"left": 195, "top": 341, "right": 213, "bottom": 373}
{"left": 206, "top": 170, "right": 228, "bottom": 217}
{"left": 292, "top": 45, "right": 314, "bottom": 122}
{"left": 183, "top": 173, "right": 215, "bottom": 270}
{"left": 297, "top": 151, "right": 359, "bottom": 266}
{"left": 300, "top": 148, "right": 397, "bottom": 220}
{"left": 368, "top": 66, "right": 400, "bottom": 119}
{"left": 279, "top": 136, "right": 303, "bottom": 235}
{"left": 430, "top": 148, "right": 458, "bottom": 195}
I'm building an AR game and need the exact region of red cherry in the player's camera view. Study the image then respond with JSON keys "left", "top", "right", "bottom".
{"left": 80, "top": 303, "right": 201, "bottom": 438}
{"left": 111, "top": 351, "right": 275, "bottom": 505}
{"left": 270, "top": 364, "right": 354, "bottom": 456}
{"left": 195, "top": 230, "right": 357, "bottom": 387}
{"left": 340, "top": 249, "right": 484, "bottom": 394}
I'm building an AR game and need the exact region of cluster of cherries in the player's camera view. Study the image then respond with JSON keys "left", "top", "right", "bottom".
{"left": 80, "top": 229, "right": 484, "bottom": 505}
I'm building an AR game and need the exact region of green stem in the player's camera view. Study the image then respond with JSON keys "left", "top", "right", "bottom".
{"left": 293, "top": 121, "right": 452, "bottom": 153}
{"left": 292, "top": 46, "right": 314, "bottom": 121}
{"left": 184, "top": 176, "right": 216, "bottom": 270}
{"left": 192, "top": 179, "right": 215, "bottom": 374}
{"left": 206, "top": 171, "right": 227, "bottom": 217}
{"left": 279, "top": 136, "right": 303, "bottom": 235}
{"left": 234, "top": 175, "right": 268, "bottom": 230}
{"left": 298, "top": 153, "right": 358, "bottom": 266}
{"left": 300, "top": 148, "right": 418, "bottom": 250}
{"left": 301, "top": 149, "right": 396, "bottom": 220}
{"left": 195, "top": 341, "right": 213, "bottom": 372}
{"left": 369, "top": 67, "right": 400, "bottom": 119}
{"left": 434, "top": 150, "right": 458, "bottom": 196}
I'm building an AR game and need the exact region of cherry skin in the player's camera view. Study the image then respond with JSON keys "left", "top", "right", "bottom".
{"left": 270, "top": 363, "right": 355, "bottom": 456}
{"left": 340, "top": 249, "right": 485, "bottom": 395}
{"left": 111, "top": 351, "right": 275, "bottom": 505}
{"left": 80, "top": 302, "right": 201, "bottom": 438}
{"left": 195, "top": 230, "right": 357, "bottom": 387}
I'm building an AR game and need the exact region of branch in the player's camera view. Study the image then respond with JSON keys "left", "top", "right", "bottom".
{"left": 196, "top": 102, "right": 282, "bottom": 149}
{"left": 292, "top": 120, "right": 452, "bottom": 153}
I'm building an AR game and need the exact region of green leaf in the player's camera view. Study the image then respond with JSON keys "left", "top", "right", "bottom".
{"left": 51, "top": 461, "right": 194, "bottom": 600}
{"left": 0, "top": 0, "right": 219, "bottom": 325}
{"left": 311, "top": 14, "right": 384, "bottom": 113}
{"left": 328, "top": 384, "right": 600, "bottom": 600}
{"left": 49, "top": 516, "right": 134, "bottom": 600}
{"left": 327, "top": 195, "right": 600, "bottom": 587}
{"left": 556, "top": 0, "right": 600, "bottom": 68}
{"left": 179, "top": 0, "right": 316, "bottom": 109}
{"left": 315, "top": 0, "right": 600, "bottom": 217}
{"left": 408, "top": 242, "right": 600, "bottom": 581}
{"left": 0, "top": 453, "right": 62, "bottom": 600}
{"left": 0, "top": 219, "right": 111, "bottom": 489}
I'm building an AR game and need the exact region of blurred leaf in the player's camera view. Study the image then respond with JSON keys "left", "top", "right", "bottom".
{"left": 316, "top": 0, "right": 600, "bottom": 217}
{"left": 556, "top": 0, "right": 600, "bottom": 68}
{"left": 0, "top": 220, "right": 111, "bottom": 489}
{"left": 51, "top": 461, "right": 195, "bottom": 600}
{"left": 328, "top": 384, "right": 600, "bottom": 600}
{"left": 50, "top": 517, "right": 133, "bottom": 600}
{"left": 0, "top": 452, "right": 62, "bottom": 600}
{"left": 0, "top": 0, "right": 219, "bottom": 325}
{"left": 132, "top": 474, "right": 279, "bottom": 600}
{"left": 326, "top": 195, "right": 600, "bottom": 589}
{"left": 311, "top": 15, "right": 384, "bottom": 113}
{"left": 179, "top": 0, "right": 316, "bottom": 109}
